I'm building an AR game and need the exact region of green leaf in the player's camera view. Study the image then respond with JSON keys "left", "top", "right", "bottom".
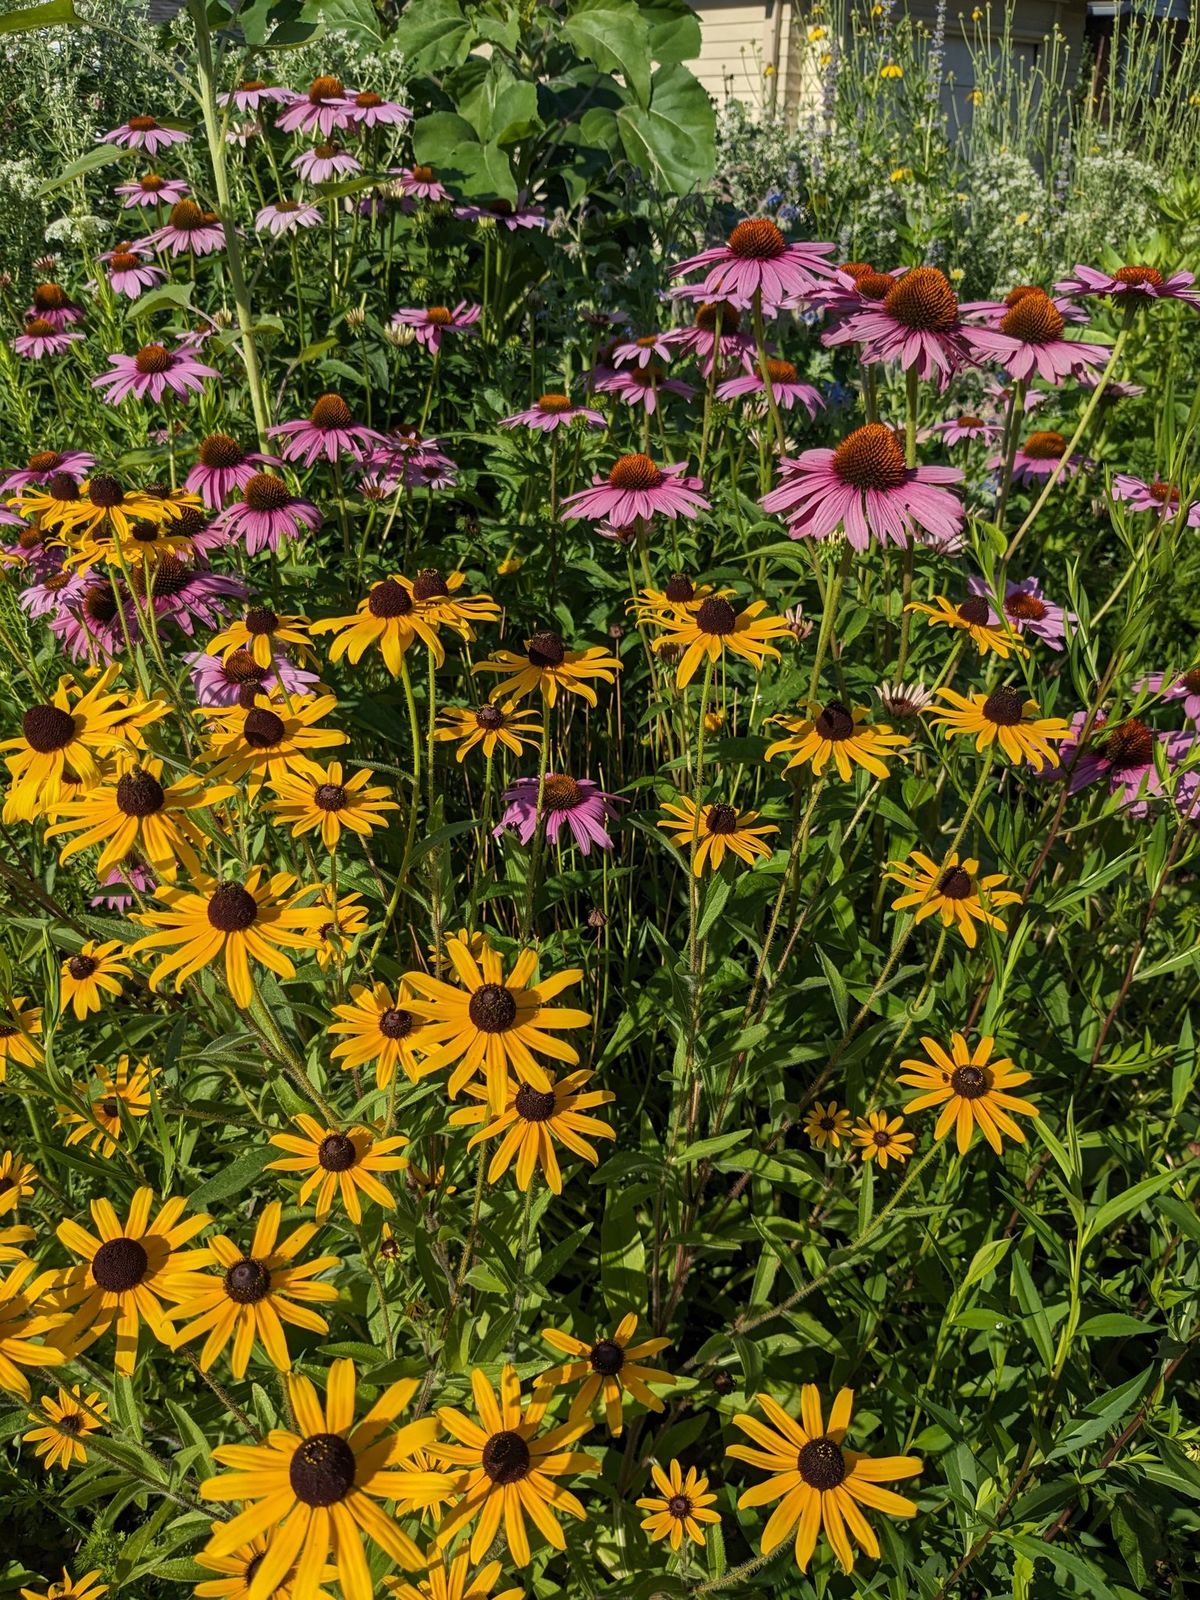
{"left": 616, "top": 62, "right": 715, "bottom": 193}
{"left": 1087, "top": 1168, "right": 1184, "bottom": 1240}
{"left": 961, "top": 1236, "right": 1012, "bottom": 1291}
{"left": 35, "top": 143, "right": 123, "bottom": 197}
{"left": 563, "top": 0, "right": 652, "bottom": 109}
{"left": 456, "top": 61, "right": 542, "bottom": 146}
{"left": 642, "top": 0, "right": 702, "bottom": 62}
{"left": 1077, "top": 1312, "right": 1157, "bottom": 1337}
{"left": 600, "top": 1186, "right": 646, "bottom": 1316}
{"left": 1002, "top": 1532, "right": 1124, "bottom": 1600}
{"left": 390, "top": 0, "right": 474, "bottom": 75}
{"left": 188, "top": 1146, "right": 275, "bottom": 1208}
{"left": 410, "top": 113, "right": 518, "bottom": 202}
{"left": 696, "top": 874, "right": 732, "bottom": 942}
{"left": 0, "top": 0, "right": 80, "bottom": 31}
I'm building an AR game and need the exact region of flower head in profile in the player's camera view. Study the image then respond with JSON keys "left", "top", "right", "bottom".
{"left": 0, "top": 1151, "right": 38, "bottom": 1217}
{"left": 671, "top": 217, "right": 836, "bottom": 309}
{"left": 658, "top": 796, "right": 778, "bottom": 875}
{"left": 434, "top": 703, "right": 543, "bottom": 763}
{"left": 255, "top": 198, "right": 323, "bottom": 237}
{"left": 147, "top": 198, "right": 225, "bottom": 257}
{"left": 718, "top": 358, "right": 825, "bottom": 418}
{"left": 390, "top": 163, "right": 452, "bottom": 200}
{"left": 329, "top": 982, "right": 433, "bottom": 1091}
{"left": 13, "top": 320, "right": 84, "bottom": 360}
{"left": 852, "top": 1112, "right": 915, "bottom": 1167}
{"left": 802, "top": 1101, "right": 852, "bottom": 1149}
{"left": 59, "top": 1055, "right": 159, "bottom": 1156}
{"left": 766, "top": 701, "right": 910, "bottom": 781}
{"left": 24, "top": 281, "right": 83, "bottom": 328}
{"left": 1055, "top": 263, "right": 1200, "bottom": 307}
{"left": 115, "top": 171, "right": 189, "bottom": 208}
{"left": 495, "top": 774, "right": 621, "bottom": 857}
{"left": 219, "top": 78, "right": 293, "bottom": 112}
{"left": 929, "top": 685, "right": 1071, "bottom": 768}
{"left": 455, "top": 193, "right": 545, "bottom": 229}
{"left": 561, "top": 454, "right": 709, "bottom": 529}
{"left": 933, "top": 412, "right": 1000, "bottom": 445}
{"left": 473, "top": 631, "right": 622, "bottom": 708}
{"left": 20, "top": 1572, "right": 107, "bottom": 1600}
{"left": 886, "top": 851, "right": 1021, "bottom": 946}
{"left": 291, "top": 141, "right": 361, "bottom": 184}
{"left": 966, "top": 574, "right": 1073, "bottom": 650}
{"left": 727, "top": 1386, "right": 920, "bottom": 1572}
{"left": 965, "top": 288, "right": 1109, "bottom": 383}
{"left": 1151, "top": 666, "right": 1200, "bottom": 723}
{"left": 1112, "top": 472, "right": 1200, "bottom": 527}
{"left": 99, "top": 241, "right": 163, "bottom": 300}
{"left": 540, "top": 1315, "right": 674, "bottom": 1435}
{"left": 0, "top": 1000, "right": 42, "bottom": 1078}
{"left": 904, "top": 592, "right": 1027, "bottom": 658}
{"left": 276, "top": 75, "right": 356, "bottom": 134}
{"left": 449, "top": 1070, "right": 615, "bottom": 1192}
{"left": 213, "top": 473, "right": 322, "bottom": 555}
{"left": 899, "top": 1033, "right": 1037, "bottom": 1153}
{"left": 102, "top": 114, "right": 188, "bottom": 152}
{"left": 637, "top": 1460, "right": 721, "bottom": 1550}
{"left": 592, "top": 363, "right": 695, "bottom": 414}
{"left": 762, "top": 424, "right": 964, "bottom": 551}
{"left": 998, "top": 429, "right": 1087, "bottom": 485}
{"left": 499, "top": 392, "right": 606, "bottom": 432}
{"left": 343, "top": 88, "right": 411, "bottom": 127}
{"left": 392, "top": 303, "right": 480, "bottom": 353}
{"left": 24, "top": 1384, "right": 107, "bottom": 1472}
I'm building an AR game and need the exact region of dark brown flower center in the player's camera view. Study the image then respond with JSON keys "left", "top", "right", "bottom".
{"left": 310, "top": 393, "right": 353, "bottom": 429}
{"left": 728, "top": 218, "right": 785, "bottom": 260}
{"left": 313, "top": 783, "right": 347, "bottom": 811}
{"left": 1022, "top": 431, "right": 1066, "bottom": 461}
{"left": 696, "top": 595, "right": 736, "bottom": 636}
{"left": 514, "top": 1083, "right": 558, "bottom": 1122}
{"left": 243, "top": 473, "right": 292, "bottom": 512}
{"left": 134, "top": 344, "right": 173, "bottom": 375}
{"left": 468, "top": 983, "right": 518, "bottom": 1033}
{"left": 128, "top": 115, "right": 158, "bottom": 132}
{"left": 115, "top": 767, "right": 167, "bottom": 818}
{"left": 240, "top": 79, "right": 268, "bottom": 91}
{"left": 832, "top": 423, "right": 908, "bottom": 491}
{"left": 950, "top": 1063, "right": 991, "bottom": 1099}
{"left": 608, "top": 453, "right": 663, "bottom": 491}
{"left": 537, "top": 393, "right": 573, "bottom": 413}
{"left": 764, "top": 358, "right": 798, "bottom": 384}
{"left": 222, "top": 651, "right": 267, "bottom": 687}
{"left": 590, "top": 1338, "right": 624, "bottom": 1375}
{"left": 110, "top": 251, "right": 141, "bottom": 272}
{"left": 411, "top": 568, "right": 450, "bottom": 601}
{"left": 367, "top": 578, "right": 413, "bottom": 619}
{"left": 199, "top": 433, "right": 245, "bottom": 469}
{"left": 87, "top": 474, "right": 125, "bottom": 508}
{"left": 527, "top": 630, "right": 566, "bottom": 667}
{"left": 317, "top": 1133, "right": 357, "bottom": 1171}
{"left": 22, "top": 704, "right": 75, "bottom": 753}
{"left": 46, "top": 471, "right": 79, "bottom": 501}
{"left": 33, "top": 283, "right": 68, "bottom": 310}
{"left": 139, "top": 174, "right": 166, "bottom": 192}
{"left": 982, "top": 686, "right": 1025, "bottom": 726}
{"left": 667, "top": 1493, "right": 692, "bottom": 1518}
{"left": 91, "top": 1236, "right": 148, "bottom": 1292}
{"left": 695, "top": 300, "right": 740, "bottom": 332}
{"left": 883, "top": 267, "right": 959, "bottom": 332}
{"left": 1103, "top": 717, "right": 1153, "bottom": 771}
{"left": 955, "top": 414, "right": 985, "bottom": 428}
{"left": 379, "top": 1008, "right": 414, "bottom": 1040}
{"left": 355, "top": 91, "right": 382, "bottom": 109}
{"left": 1149, "top": 480, "right": 1179, "bottom": 503}
{"left": 856, "top": 270, "right": 896, "bottom": 300}
{"left": 938, "top": 866, "right": 972, "bottom": 899}
{"left": 1005, "top": 591, "right": 1047, "bottom": 621}
{"left": 705, "top": 803, "right": 739, "bottom": 834}
{"left": 797, "top": 1436, "right": 846, "bottom": 1490}
{"left": 664, "top": 574, "right": 695, "bottom": 603}
{"left": 243, "top": 707, "right": 287, "bottom": 749}
{"left": 1183, "top": 669, "right": 1200, "bottom": 694}
{"left": 476, "top": 704, "right": 505, "bottom": 730}
{"left": 873, "top": 1129, "right": 892, "bottom": 1146}
{"left": 57, "top": 1411, "right": 85, "bottom": 1434}
{"left": 815, "top": 701, "right": 855, "bottom": 741}
{"left": 243, "top": 606, "right": 280, "bottom": 636}
{"left": 68, "top": 954, "right": 98, "bottom": 979}
{"left": 410, "top": 165, "right": 434, "bottom": 182}
{"left": 542, "top": 775, "right": 582, "bottom": 810}
{"left": 207, "top": 883, "right": 258, "bottom": 932}
{"left": 482, "top": 1429, "right": 531, "bottom": 1483}
{"left": 1114, "top": 265, "right": 1164, "bottom": 289}
{"left": 308, "top": 76, "right": 344, "bottom": 103}
{"left": 275, "top": 200, "right": 300, "bottom": 214}
{"left": 100, "top": 1099, "right": 120, "bottom": 1118}
{"left": 956, "top": 596, "right": 991, "bottom": 626}
{"left": 28, "top": 451, "right": 62, "bottom": 472}
{"left": 225, "top": 1256, "right": 271, "bottom": 1304}
{"left": 24, "top": 317, "right": 59, "bottom": 338}
{"left": 140, "top": 554, "right": 191, "bottom": 597}
{"left": 289, "top": 1432, "right": 356, "bottom": 1505}
{"left": 82, "top": 586, "right": 121, "bottom": 625}
{"left": 999, "top": 291, "right": 1064, "bottom": 343}
{"left": 169, "top": 199, "right": 205, "bottom": 232}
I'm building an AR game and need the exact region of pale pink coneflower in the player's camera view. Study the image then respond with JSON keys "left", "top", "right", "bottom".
{"left": 561, "top": 454, "right": 709, "bottom": 527}
{"left": 19, "top": 567, "right": 87, "bottom": 620}
{"left": 965, "top": 291, "right": 1110, "bottom": 384}
{"left": 663, "top": 296, "right": 757, "bottom": 376}
{"left": 102, "top": 115, "right": 189, "bottom": 154}
{"left": 959, "top": 284, "right": 1088, "bottom": 328}
{"left": 50, "top": 579, "right": 139, "bottom": 662}
{"left": 291, "top": 142, "right": 361, "bottom": 184}
{"left": 147, "top": 199, "right": 225, "bottom": 257}
{"left": 101, "top": 245, "right": 164, "bottom": 300}
{"left": 342, "top": 90, "right": 411, "bottom": 128}
{"left": 592, "top": 364, "right": 695, "bottom": 415}
{"left": 185, "top": 647, "right": 319, "bottom": 707}
{"left": 92, "top": 862, "right": 157, "bottom": 912}
{"left": 114, "top": 172, "right": 189, "bottom": 209}
{"left": 611, "top": 332, "right": 675, "bottom": 367}
{"left": 499, "top": 393, "right": 607, "bottom": 432}
{"left": 185, "top": 434, "right": 280, "bottom": 510}
{"left": 391, "top": 302, "right": 480, "bottom": 353}
{"left": 275, "top": 76, "right": 357, "bottom": 136}
{"left": 933, "top": 414, "right": 1000, "bottom": 445}
{"left": 717, "top": 359, "right": 825, "bottom": 419}
{"left": 218, "top": 80, "right": 293, "bottom": 112}
{"left": 966, "top": 574, "right": 1073, "bottom": 650}
{"left": 270, "top": 393, "right": 383, "bottom": 466}
{"left": 225, "top": 120, "right": 262, "bottom": 149}
{"left": 214, "top": 472, "right": 323, "bottom": 555}
{"left": 806, "top": 263, "right": 900, "bottom": 317}
{"left": 495, "top": 774, "right": 621, "bottom": 856}
{"left": 671, "top": 217, "right": 837, "bottom": 309}
{"left": 25, "top": 283, "right": 84, "bottom": 328}
{"left": 1054, "top": 264, "right": 1200, "bottom": 308}
{"left": 822, "top": 266, "right": 977, "bottom": 385}
{"left": 12, "top": 320, "right": 83, "bottom": 359}
{"left": 92, "top": 343, "right": 218, "bottom": 406}
{"left": 132, "top": 558, "right": 248, "bottom": 637}
{"left": 389, "top": 165, "right": 451, "bottom": 201}
{"left": 255, "top": 199, "right": 323, "bottom": 236}
{"left": 1144, "top": 669, "right": 1200, "bottom": 724}
{"left": 761, "top": 422, "right": 965, "bottom": 551}
{"left": 1, "top": 449, "right": 95, "bottom": 493}
{"left": 1111, "top": 473, "right": 1200, "bottom": 526}
{"left": 992, "top": 431, "right": 1088, "bottom": 486}
{"left": 454, "top": 195, "right": 545, "bottom": 229}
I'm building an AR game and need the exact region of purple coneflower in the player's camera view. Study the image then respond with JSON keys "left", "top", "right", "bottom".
{"left": 147, "top": 199, "right": 225, "bottom": 258}
{"left": 92, "top": 342, "right": 218, "bottom": 406}
{"left": 12, "top": 320, "right": 83, "bottom": 359}
{"left": 822, "top": 266, "right": 976, "bottom": 384}
{"left": 1149, "top": 669, "right": 1200, "bottom": 723}
{"left": 214, "top": 472, "right": 322, "bottom": 555}
{"left": 495, "top": 774, "right": 621, "bottom": 856}
{"left": 1112, "top": 473, "right": 1200, "bottom": 526}
{"left": 255, "top": 199, "right": 323, "bottom": 236}
{"left": 934, "top": 414, "right": 1000, "bottom": 445}
{"left": 270, "top": 393, "right": 383, "bottom": 466}
{"left": 1, "top": 449, "right": 95, "bottom": 493}
{"left": 291, "top": 142, "right": 361, "bottom": 184}
{"left": 342, "top": 89, "right": 411, "bottom": 128}
{"left": 218, "top": 79, "right": 292, "bottom": 112}
{"left": 761, "top": 423, "right": 964, "bottom": 551}
{"left": 561, "top": 454, "right": 709, "bottom": 528}
{"left": 612, "top": 332, "right": 675, "bottom": 368}
{"left": 276, "top": 76, "right": 356, "bottom": 136}
{"left": 130, "top": 555, "right": 247, "bottom": 636}
{"left": 185, "top": 434, "right": 279, "bottom": 510}
{"left": 185, "top": 647, "right": 319, "bottom": 707}
{"left": 593, "top": 364, "right": 694, "bottom": 414}
{"left": 115, "top": 172, "right": 190, "bottom": 208}
{"left": 965, "top": 290, "right": 1109, "bottom": 384}
{"left": 454, "top": 195, "right": 545, "bottom": 229}
{"left": 391, "top": 302, "right": 480, "bottom": 353}
{"left": 995, "top": 430, "right": 1087, "bottom": 485}
{"left": 875, "top": 680, "right": 936, "bottom": 718}
{"left": 25, "top": 283, "right": 84, "bottom": 328}
{"left": 1051, "top": 713, "right": 1178, "bottom": 814}
{"left": 361, "top": 429, "right": 459, "bottom": 492}
{"left": 1055, "top": 264, "right": 1200, "bottom": 308}
{"left": 50, "top": 579, "right": 139, "bottom": 662}
{"left": 390, "top": 165, "right": 451, "bottom": 201}
{"left": 663, "top": 297, "right": 757, "bottom": 377}
{"left": 717, "top": 359, "right": 824, "bottom": 418}
{"left": 102, "top": 115, "right": 188, "bottom": 153}
{"left": 671, "top": 217, "right": 836, "bottom": 309}
{"left": 19, "top": 566, "right": 87, "bottom": 619}
{"left": 809, "top": 263, "right": 900, "bottom": 317}
{"left": 966, "top": 574, "right": 1072, "bottom": 650}
{"left": 92, "top": 862, "right": 157, "bottom": 911}
{"left": 499, "top": 393, "right": 607, "bottom": 432}
{"left": 101, "top": 244, "right": 164, "bottom": 300}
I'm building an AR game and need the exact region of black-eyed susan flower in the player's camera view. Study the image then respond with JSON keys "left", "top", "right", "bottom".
{"left": 658, "top": 796, "right": 778, "bottom": 875}
{"left": 929, "top": 685, "right": 1071, "bottom": 768}
{"left": 24, "top": 1383, "right": 107, "bottom": 1471}
{"left": 434, "top": 704, "right": 543, "bottom": 763}
{"left": 905, "top": 594, "right": 1027, "bottom": 658}
{"left": 167, "top": 1200, "right": 340, "bottom": 1377}
{"left": 765, "top": 701, "right": 910, "bottom": 781}
{"left": 208, "top": 606, "right": 315, "bottom": 669}
{"left": 633, "top": 573, "right": 723, "bottom": 624}
{"left": 885, "top": 850, "right": 1022, "bottom": 948}
{"left": 384, "top": 1548, "right": 522, "bottom": 1600}
{"left": 899, "top": 1033, "right": 1038, "bottom": 1154}
{"left": 19, "top": 1568, "right": 107, "bottom": 1600}
{"left": 0, "top": 999, "right": 43, "bottom": 1077}
{"left": 31, "top": 471, "right": 183, "bottom": 542}
{"left": 58, "top": 1056, "right": 159, "bottom": 1155}
{"left": 434, "top": 1364, "right": 597, "bottom": 1567}
{"left": 449, "top": 1071, "right": 614, "bottom": 1192}
{"left": 58, "top": 940, "right": 133, "bottom": 1019}
{"left": 405, "top": 932, "right": 590, "bottom": 1111}
{"left": 472, "top": 630, "right": 622, "bottom": 708}
{"left": 728, "top": 1386, "right": 921, "bottom": 1573}
{"left": 329, "top": 982, "right": 432, "bottom": 1090}
{"left": 311, "top": 576, "right": 447, "bottom": 673}
{"left": 265, "top": 760, "right": 398, "bottom": 849}
{"left": 637, "top": 1459, "right": 721, "bottom": 1550}
{"left": 267, "top": 1116, "right": 409, "bottom": 1223}
{"left": 46, "top": 758, "right": 226, "bottom": 880}
{"left": 852, "top": 1112, "right": 915, "bottom": 1168}
{"left": 399, "top": 568, "right": 501, "bottom": 637}
{"left": 200, "top": 1361, "right": 451, "bottom": 1600}
{"left": 0, "top": 1258, "right": 67, "bottom": 1397}
{"left": 130, "top": 871, "right": 328, "bottom": 1009}
{"left": 540, "top": 1315, "right": 674, "bottom": 1434}
{"left": 199, "top": 694, "right": 346, "bottom": 794}
{"left": 311, "top": 887, "right": 369, "bottom": 970}
{"left": 0, "top": 1151, "right": 38, "bottom": 1216}
{"left": 50, "top": 1188, "right": 209, "bottom": 1376}
{"left": 650, "top": 594, "right": 790, "bottom": 688}
{"left": 194, "top": 1527, "right": 338, "bottom": 1600}
{"left": 802, "top": 1101, "right": 852, "bottom": 1150}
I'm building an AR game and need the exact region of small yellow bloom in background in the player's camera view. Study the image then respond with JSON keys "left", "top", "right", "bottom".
{"left": 497, "top": 553, "right": 523, "bottom": 575}
{"left": 0, "top": 1151, "right": 38, "bottom": 1216}
{"left": 435, "top": 702, "right": 543, "bottom": 763}
{"left": 58, "top": 1055, "right": 160, "bottom": 1157}
{"left": 880, "top": 61, "right": 903, "bottom": 78}
{"left": 889, "top": 166, "right": 913, "bottom": 183}
{"left": 949, "top": 265, "right": 966, "bottom": 281}
{"left": 968, "top": 87, "right": 984, "bottom": 104}
{"left": 807, "top": 24, "right": 827, "bottom": 40}
{"left": 24, "top": 1384, "right": 107, "bottom": 1471}
{"left": 1015, "top": 211, "right": 1030, "bottom": 226}
{"left": 658, "top": 796, "right": 778, "bottom": 876}
{"left": 19, "top": 1570, "right": 108, "bottom": 1600}
{"left": 449, "top": 1070, "right": 615, "bottom": 1193}
{"left": 899, "top": 1033, "right": 1038, "bottom": 1153}
{"left": 0, "top": 999, "right": 43, "bottom": 1077}
{"left": 971, "top": 6, "right": 983, "bottom": 17}
{"left": 802, "top": 1100, "right": 852, "bottom": 1149}
{"left": 704, "top": 705, "right": 726, "bottom": 734}
{"left": 0, "top": 1257, "right": 66, "bottom": 1398}
{"left": 267, "top": 1115, "right": 409, "bottom": 1222}
{"left": 885, "top": 850, "right": 1021, "bottom": 947}
{"left": 540, "top": 1314, "right": 674, "bottom": 1435}
{"left": 637, "top": 1459, "right": 722, "bottom": 1549}
{"left": 764, "top": 62, "right": 776, "bottom": 77}
{"left": 905, "top": 593, "right": 1028, "bottom": 659}
{"left": 853, "top": 1111, "right": 915, "bottom": 1168}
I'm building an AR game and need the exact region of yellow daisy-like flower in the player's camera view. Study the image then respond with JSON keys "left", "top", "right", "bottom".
{"left": 311, "top": 576, "right": 447, "bottom": 673}
{"left": 0, "top": 1257, "right": 67, "bottom": 1398}
{"left": 472, "top": 630, "right": 622, "bottom": 708}
{"left": 398, "top": 568, "right": 501, "bottom": 636}
{"left": 59, "top": 1055, "right": 160, "bottom": 1156}
{"left": 311, "top": 887, "right": 369, "bottom": 970}
{"left": 0, "top": 1151, "right": 38, "bottom": 1216}
{"left": 928, "top": 686, "right": 1071, "bottom": 768}
{"left": 0, "top": 999, "right": 43, "bottom": 1076}
{"left": 208, "top": 606, "right": 315, "bottom": 670}
{"left": 200, "top": 1360, "right": 451, "bottom": 1600}
{"left": 728, "top": 1386, "right": 921, "bottom": 1573}
{"left": 633, "top": 573, "right": 723, "bottom": 623}
{"left": 898, "top": 1033, "right": 1038, "bottom": 1154}
{"left": 50, "top": 1187, "right": 210, "bottom": 1377}
{"left": 765, "top": 700, "right": 910, "bottom": 781}
{"left": 384, "top": 1548, "right": 523, "bottom": 1600}
{"left": 58, "top": 940, "right": 134, "bottom": 1019}
{"left": 199, "top": 693, "right": 346, "bottom": 794}
{"left": 265, "top": 760, "right": 398, "bottom": 849}
{"left": 130, "top": 870, "right": 328, "bottom": 1009}
{"left": 75, "top": 506, "right": 205, "bottom": 574}
{"left": 329, "top": 982, "right": 433, "bottom": 1090}
{"left": 802, "top": 1101, "right": 852, "bottom": 1150}
{"left": 167, "top": 1200, "right": 340, "bottom": 1377}
{"left": 19, "top": 1569, "right": 108, "bottom": 1600}
{"left": 46, "top": 756, "right": 226, "bottom": 881}
{"left": 905, "top": 594, "right": 1028, "bottom": 659}
{"left": 20, "top": 470, "right": 184, "bottom": 542}
{"left": 448, "top": 1071, "right": 615, "bottom": 1193}
{"left": 386, "top": 1447, "right": 462, "bottom": 1522}
{"left": 24, "top": 1383, "right": 107, "bottom": 1471}
{"left": 885, "top": 850, "right": 1022, "bottom": 948}
{"left": 658, "top": 796, "right": 778, "bottom": 876}
{"left": 540, "top": 1314, "right": 674, "bottom": 1435}
{"left": 434, "top": 1364, "right": 597, "bottom": 1568}
{"left": 650, "top": 594, "right": 790, "bottom": 688}
{"left": 194, "top": 1527, "right": 338, "bottom": 1600}
{"left": 404, "top": 932, "right": 590, "bottom": 1112}
{"left": 852, "top": 1112, "right": 915, "bottom": 1168}
{"left": 267, "top": 1116, "right": 409, "bottom": 1223}
{"left": 1, "top": 667, "right": 166, "bottom": 822}
{"left": 637, "top": 1459, "right": 721, "bottom": 1550}
{"left": 434, "top": 704, "right": 544, "bottom": 764}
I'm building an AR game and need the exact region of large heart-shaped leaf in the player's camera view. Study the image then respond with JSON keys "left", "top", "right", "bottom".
{"left": 640, "top": 0, "right": 702, "bottom": 63}
{"left": 457, "top": 60, "right": 542, "bottom": 146}
{"left": 411, "top": 113, "right": 519, "bottom": 203}
{"left": 616, "top": 61, "right": 715, "bottom": 192}
{"left": 390, "top": 0, "right": 475, "bottom": 75}
{"left": 562, "top": 0, "right": 652, "bottom": 109}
